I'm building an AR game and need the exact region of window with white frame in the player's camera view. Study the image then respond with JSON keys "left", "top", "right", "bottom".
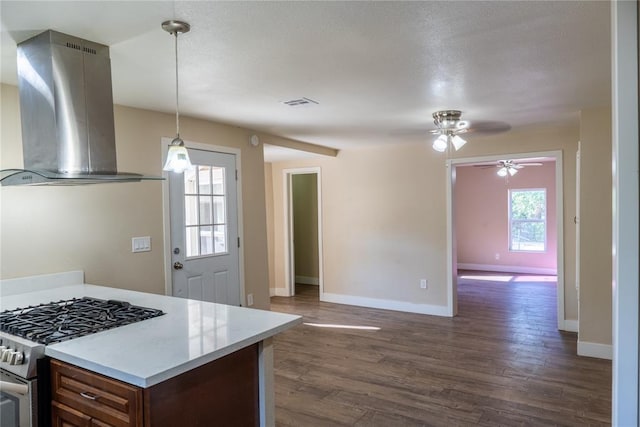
{"left": 509, "top": 188, "right": 546, "bottom": 252}
{"left": 183, "top": 165, "right": 228, "bottom": 258}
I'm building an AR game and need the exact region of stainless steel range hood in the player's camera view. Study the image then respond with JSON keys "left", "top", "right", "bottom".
{"left": 1, "top": 30, "right": 162, "bottom": 186}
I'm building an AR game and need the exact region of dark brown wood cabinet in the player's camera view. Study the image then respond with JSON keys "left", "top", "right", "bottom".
{"left": 51, "top": 400, "right": 92, "bottom": 427}
{"left": 51, "top": 359, "right": 143, "bottom": 427}
{"left": 51, "top": 343, "right": 260, "bottom": 427}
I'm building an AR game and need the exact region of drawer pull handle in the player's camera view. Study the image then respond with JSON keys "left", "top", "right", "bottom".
{"left": 80, "top": 391, "right": 98, "bottom": 400}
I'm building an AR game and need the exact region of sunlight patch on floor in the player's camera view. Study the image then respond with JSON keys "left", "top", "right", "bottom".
{"left": 459, "top": 273, "right": 557, "bottom": 283}
{"left": 303, "top": 322, "right": 381, "bottom": 331}
{"left": 459, "top": 274, "right": 514, "bottom": 282}
{"left": 512, "top": 275, "right": 556, "bottom": 282}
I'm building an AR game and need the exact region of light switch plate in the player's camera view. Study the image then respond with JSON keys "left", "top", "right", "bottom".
{"left": 132, "top": 236, "right": 151, "bottom": 253}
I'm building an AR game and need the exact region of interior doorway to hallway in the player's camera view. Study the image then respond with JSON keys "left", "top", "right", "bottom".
{"left": 283, "top": 168, "right": 324, "bottom": 298}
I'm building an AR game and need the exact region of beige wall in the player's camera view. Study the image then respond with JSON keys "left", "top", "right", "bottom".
{"left": 270, "top": 143, "right": 449, "bottom": 305}
{"left": 267, "top": 123, "right": 580, "bottom": 321}
{"left": 0, "top": 83, "right": 272, "bottom": 309}
{"left": 578, "top": 107, "right": 612, "bottom": 346}
{"left": 292, "top": 173, "right": 319, "bottom": 280}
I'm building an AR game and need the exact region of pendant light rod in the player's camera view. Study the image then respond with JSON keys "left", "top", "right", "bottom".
{"left": 174, "top": 31, "right": 179, "bottom": 137}
{"left": 162, "top": 20, "right": 190, "bottom": 142}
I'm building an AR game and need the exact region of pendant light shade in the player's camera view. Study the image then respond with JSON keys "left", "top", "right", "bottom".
{"left": 451, "top": 135, "right": 467, "bottom": 151}
{"left": 164, "top": 137, "right": 191, "bottom": 173}
{"left": 497, "top": 164, "right": 519, "bottom": 177}
{"left": 432, "top": 134, "right": 448, "bottom": 152}
{"left": 162, "top": 20, "right": 193, "bottom": 173}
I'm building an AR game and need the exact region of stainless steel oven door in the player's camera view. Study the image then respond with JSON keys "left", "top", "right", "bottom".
{"left": 0, "top": 370, "right": 36, "bottom": 427}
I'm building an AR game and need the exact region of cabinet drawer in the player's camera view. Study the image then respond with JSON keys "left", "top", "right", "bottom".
{"left": 51, "top": 359, "right": 143, "bottom": 427}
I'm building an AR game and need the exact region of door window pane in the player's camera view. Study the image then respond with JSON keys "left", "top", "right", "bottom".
{"left": 213, "top": 196, "right": 226, "bottom": 224}
{"left": 214, "top": 225, "right": 227, "bottom": 254}
{"left": 212, "top": 167, "right": 225, "bottom": 194}
{"left": 185, "top": 196, "right": 198, "bottom": 226}
{"left": 198, "top": 166, "right": 212, "bottom": 194}
{"left": 186, "top": 226, "right": 199, "bottom": 257}
{"left": 184, "top": 168, "right": 197, "bottom": 194}
{"left": 199, "top": 196, "right": 213, "bottom": 225}
{"left": 200, "top": 226, "right": 214, "bottom": 255}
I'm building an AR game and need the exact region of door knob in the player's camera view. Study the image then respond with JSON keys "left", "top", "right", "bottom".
{"left": 173, "top": 262, "right": 184, "bottom": 270}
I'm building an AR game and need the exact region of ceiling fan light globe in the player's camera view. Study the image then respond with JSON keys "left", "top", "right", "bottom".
{"left": 497, "top": 167, "right": 508, "bottom": 177}
{"left": 451, "top": 135, "right": 467, "bottom": 150}
{"left": 508, "top": 167, "right": 518, "bottom": 176}
{"left": 432, "top": 135, "right": 448, "bottom": 152}
{"left": 163, "top": 144, "right": 193, "bottom": 173}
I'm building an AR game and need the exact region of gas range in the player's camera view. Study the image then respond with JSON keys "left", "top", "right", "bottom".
{"left": 0, "top": 297, "right": 165, "bottom": 379}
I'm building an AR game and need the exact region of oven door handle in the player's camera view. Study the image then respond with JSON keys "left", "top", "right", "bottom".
{"left": 0, "top": 380, "right": 29, "bottom": 395}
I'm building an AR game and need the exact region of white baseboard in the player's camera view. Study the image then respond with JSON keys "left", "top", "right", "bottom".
{"left": 321, "top": 292, "right": 451, "bottom": 317}
{"left": 269, "top": 288, "right": 290, "bottom": 297}
{"left": 562, "top": 319, "right": 579, "bottom": 333}
{"left": 295, "top": 275, "right": 319, "bottom": 286}
{"left": 577, "top": 340, "right": 612, "bottom": 360}
{"left": 457, "top": 263, "right": 557, "bottom": 275}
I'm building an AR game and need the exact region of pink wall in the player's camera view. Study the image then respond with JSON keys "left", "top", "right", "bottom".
{"left": 454, "top": 161, "right": 557, "bottom": 271}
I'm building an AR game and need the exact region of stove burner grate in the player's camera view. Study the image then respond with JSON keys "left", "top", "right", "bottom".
{"left": 0, "top": 297, "right": 164, "bottom": 344}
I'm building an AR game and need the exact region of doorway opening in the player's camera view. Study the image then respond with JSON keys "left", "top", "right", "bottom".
{"left": 283, "top": 168, "right": 323, "bottom": 299}
{"left": 446, "top": 150, "right": 571, "bottom": 332}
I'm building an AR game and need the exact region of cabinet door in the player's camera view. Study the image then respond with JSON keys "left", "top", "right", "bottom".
{"left": 51, "top": 359, "right": 143, "bottom": 427}
{"left": 52, "top": 401, "right": 91, "bottom": 427}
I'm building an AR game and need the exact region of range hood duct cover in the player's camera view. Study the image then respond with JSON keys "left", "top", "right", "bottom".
{"left": 1, "top": 30, "right": 162, "bottom": 186}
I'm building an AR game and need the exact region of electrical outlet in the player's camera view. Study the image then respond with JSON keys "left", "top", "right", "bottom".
{"left": 495, "top": 253, "right": 500, "bottom": 260}
{"left": 247, "top": 293, "right": 254, "bottom": 306}
{"left": 420, "top": 279, "right": 428, "bottom": 289}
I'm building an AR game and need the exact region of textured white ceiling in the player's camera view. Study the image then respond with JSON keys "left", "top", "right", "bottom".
{"left": 0, "top": 1, "right": 611, "bottom": 152}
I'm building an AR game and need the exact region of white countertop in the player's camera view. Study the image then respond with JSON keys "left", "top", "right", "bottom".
{"left": 0, "top": 284, "right": 301, "bottom": 387}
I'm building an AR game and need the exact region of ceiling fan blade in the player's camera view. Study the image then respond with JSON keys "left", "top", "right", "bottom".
{"left": 518, "top": 162, "right": 544, "bottom": 166}
{"left": 465, "top": 121, "right": 512, "bottom": 135}
{"left": 473, "top": 164, "right": 499, "bottom": 169}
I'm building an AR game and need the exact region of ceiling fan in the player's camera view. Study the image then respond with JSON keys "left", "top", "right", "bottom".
{"left": 476, "top": 159, "right": 544, "bottom": 176}
{"left": 429, "top": 110, "right": 511, "bottom": 152}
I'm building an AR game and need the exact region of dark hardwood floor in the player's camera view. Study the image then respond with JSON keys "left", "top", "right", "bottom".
{"left": 270, "top": 272, "right": 611, "bottom": 426}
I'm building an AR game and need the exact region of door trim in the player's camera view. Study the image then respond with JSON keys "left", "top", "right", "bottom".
{"left": 446, "top": 150, "right": 567, "bottom": 331}
{"left": 161, "top": 138, "right": 246, "bottom": 305}
{"left": 282, "top": 167, "right": 323, "bottom": 298}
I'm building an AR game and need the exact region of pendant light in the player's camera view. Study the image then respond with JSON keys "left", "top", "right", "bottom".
{"left": 162, "top": 20, "right": 193, "bottom": 173}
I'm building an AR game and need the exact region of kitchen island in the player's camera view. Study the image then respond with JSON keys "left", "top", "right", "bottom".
{"left": 0, "top": 271, "right": 301, "bottom": 426}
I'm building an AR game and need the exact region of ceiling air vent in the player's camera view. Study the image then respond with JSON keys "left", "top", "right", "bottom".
{"left": 282, "top": 97, "right": 319, "bottom": 107}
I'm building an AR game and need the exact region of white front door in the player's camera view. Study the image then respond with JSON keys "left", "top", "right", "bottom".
{"left": 169, "top": 148, "right": 240, "bottom": 306}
